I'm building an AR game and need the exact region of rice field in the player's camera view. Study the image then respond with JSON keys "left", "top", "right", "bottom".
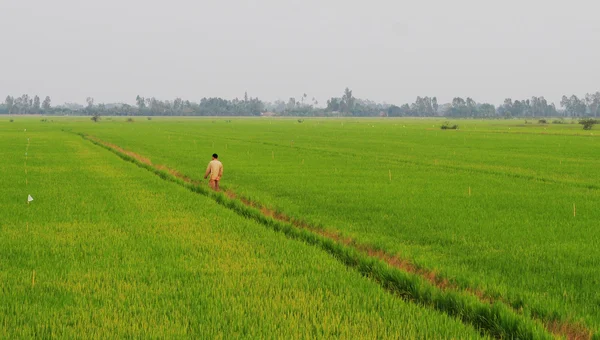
{"left": 2, "top": 116, "right": 599, "bottom": 338}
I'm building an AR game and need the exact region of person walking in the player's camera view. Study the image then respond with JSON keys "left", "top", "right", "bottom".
{"left": 204, "top": 153, "right": 223, "bottom": 191}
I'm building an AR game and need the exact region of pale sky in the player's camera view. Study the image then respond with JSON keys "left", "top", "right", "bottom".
{"left": 1, "top": 0, "right": 599, "bottom": 106}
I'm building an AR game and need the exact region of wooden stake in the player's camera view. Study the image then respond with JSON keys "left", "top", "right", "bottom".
{"left": 32, "top": 270, "right": 35, "bottom": 287}
{"left": 468, "top": 186, "right": 471, "bottom": 196}
{"left": 302, "top": 159, "right": 304, "bottom": 164}
{"left": 573, "top": 203, "right": 576, "bottom": 217}
{"left": 389, "top": 170, "right": 392, "bottom": 181}
{"left": 272, "top": 151, "right": 274, "bottom": 160}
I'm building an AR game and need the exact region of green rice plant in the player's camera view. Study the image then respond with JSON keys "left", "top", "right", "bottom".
{"left": 78, "top": 132, "right": 554, "bottom": 339}
{"left": 69, "top": 117, "right": 600, "bottom": 336}
{"left": 0, "top": 123, "right": 487, "bottom": 338}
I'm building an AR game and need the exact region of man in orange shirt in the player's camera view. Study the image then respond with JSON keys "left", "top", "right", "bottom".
{"left": 204, "top": 153, "right": 223, "bottom": 191}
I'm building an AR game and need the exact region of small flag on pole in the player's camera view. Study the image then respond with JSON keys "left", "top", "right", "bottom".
{"left": 27, "top": 195, "right": 34, "bottom": 203}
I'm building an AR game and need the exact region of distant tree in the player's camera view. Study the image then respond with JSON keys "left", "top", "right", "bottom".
{"left": 466, "top": 97, "right": 477, "bottom": 116}
{"left": 387, "top": 105, "right": 402, "bottom": 117}
{"left": 86, "top": 97, "right": 94, "bottom": 113}
{"left": 135, "top": 95, "right": 146, "bottom": 111}
{"left": 33, "top": 95, "right": 41, "bottom": 113}
{"left": 512, "top": 100, "right": 526, "bottom": 116}
{"left": 121, "top": 104, "right": 134, "bottom": 115}
{"left": 424, "top": 97, "right": 434, "bottom": 116}
{"left": 560, "top": 95, "right": 570, "bottom": 116}
{"left": 148, "top": 97, "right": 161, "bottom": 115}
{"left": 411, "top": 97, "right": 427, "bottom": 116}
{"left": 549, "top": 103, "right": 558, "bottom": 116}
{"left": 12, "top": 95, "right": 24, "bottom": 114}
{"left": 399, "top": 103, "right": 411, "bottom": 116}
{"left": 523, "top": 99, "right": 531, "bottom": 116}
{"left": 326, "top": 97, "right": 340, "bottom": 112}
{"left": 478, "top": 103, "right": 496, "bottom": 117}
{"left": 5, "top": 96, "right": 14, "bottom": 114}
{"left": 452, "top": 97, "right": 466, "bottom": 108}
{"left": 247, "top": 97, "right": 264, "bottom": 116}
{"left": 341, "top": 88, "right": 355, "bottom": 114}
{"left": 173, "top": 97, "right": 183, "bottom": 113}
{"left": 561, "top": 95, "right": 586, "bottom": 117}
{"left": 42, "top": 96, "right": 51, "bottom": 111}
{"left": 432, "top": 97, "right": 439, "bottom": 115}
{"left": 447, "top": 97, "right": 467, "bottom": 117}
{"left": 20, "top": 94, "right": 31, "bottom": 114}
{"left": 499, "top": 98, "right": 513, "bottom": 116}
{"left": 287, "top": 97, "right": 297, "bottom": 111}
{"left": 5, "top": 89, "right": 599, "bottom": 118}
{"left": 571, "top": 95, "right": 586, "bottom": 117}
{"left": 585, "top": 92, "right": 600, "bottom": 118}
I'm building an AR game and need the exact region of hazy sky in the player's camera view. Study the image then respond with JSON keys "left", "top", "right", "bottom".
{"left": 1, "top": 0, "right": 599, "bottom": 106}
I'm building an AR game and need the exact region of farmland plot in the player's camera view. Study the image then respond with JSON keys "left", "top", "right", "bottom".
{"left": 0, "top": 120, "right": 486, "bottom": 338}
{"left": 68, "top": 117, "right": 600, "bottom": 337}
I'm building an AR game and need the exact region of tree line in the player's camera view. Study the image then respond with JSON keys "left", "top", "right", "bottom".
{"left": 2, "top": 89, "right": 599, "bottom": 118}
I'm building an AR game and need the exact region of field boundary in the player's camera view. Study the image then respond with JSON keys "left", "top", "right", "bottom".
{"left": 76, "top": 132, "right": 594, "bottom": 340}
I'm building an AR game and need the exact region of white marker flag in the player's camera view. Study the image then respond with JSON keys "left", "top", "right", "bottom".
{"left": 27, "top": 195, "right": 34, "bottom": 202}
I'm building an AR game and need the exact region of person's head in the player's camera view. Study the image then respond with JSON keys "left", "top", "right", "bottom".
{"left": 212, "top": 153, "right": 218, "bottom": 160}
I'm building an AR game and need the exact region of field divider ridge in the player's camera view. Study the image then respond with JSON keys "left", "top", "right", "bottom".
{"left": 76, "top": 132, "right": 595, "bottom": 340}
